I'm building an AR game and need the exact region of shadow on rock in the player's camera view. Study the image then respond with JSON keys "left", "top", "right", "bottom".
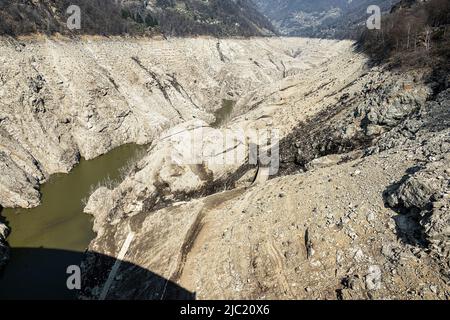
{"left": 382, "top": 166, "right": 430, "bottom": 249}
{"left": 0, "top": 248, "right": 195, "bottom": 300}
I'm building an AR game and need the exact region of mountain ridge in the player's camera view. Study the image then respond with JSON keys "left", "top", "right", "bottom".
{"left": 253, "top": 0, "right": 400, "bottom": 39}
{"left": 0, "top": 0, "right": 276, "bottom": 37}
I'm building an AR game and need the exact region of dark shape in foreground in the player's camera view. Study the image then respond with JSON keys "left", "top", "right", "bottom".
{"left": 0, "top": 248, "right": 195, "bottom": 300}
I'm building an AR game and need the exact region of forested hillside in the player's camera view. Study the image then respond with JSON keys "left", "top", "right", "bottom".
{"left": 358, "top": 0, "right": 450, "bottom": 76}
{"left": 0, "top": 0, "right": 276, "bottom": 37}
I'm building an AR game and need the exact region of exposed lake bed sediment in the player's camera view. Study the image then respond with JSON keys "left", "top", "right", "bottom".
{"left": 0, "top": 143, "right": 146, "bottom": 299}
{"left": 0, "top": 36, "right": 448, "bottom": 299}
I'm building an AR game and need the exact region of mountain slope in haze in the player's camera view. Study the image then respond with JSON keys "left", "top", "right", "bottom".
{"left": 253, "top": 0, "right": 400, "bottom": 39}
{"left": 0, "top": 0, "right": 276, "bottom": 37}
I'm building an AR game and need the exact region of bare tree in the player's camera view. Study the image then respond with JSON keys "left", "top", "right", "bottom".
{"left": 406, "top": 23, "right": 411, "bottom": 50}
{"left": 413, "top": 31, "right": 417, "bottom": 51}
{"left": 424, "top": 25, "right": 432, "bottom": 51}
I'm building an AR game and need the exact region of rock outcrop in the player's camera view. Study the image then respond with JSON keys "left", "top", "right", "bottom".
{"left": 278, "top": 67, "right": 430, "bottom": 173}
{"left": 385, "top": 88, "right": 450, "bottom": 278}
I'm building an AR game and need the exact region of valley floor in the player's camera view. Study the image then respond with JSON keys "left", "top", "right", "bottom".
{"left": 0, "top": 36, "right": 448, "bottom": 299}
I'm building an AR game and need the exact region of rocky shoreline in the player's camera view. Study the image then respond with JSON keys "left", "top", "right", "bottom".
{"left": 0, "top": 36, "right": 347, "bottom": 269}
{"left": 1, "top": 36, "right": 332, "bottom": 209}
{"left": 80, "top": 40, "right": 449, "bottom": 298}
{"left": 1, "top": 35, "right": 448, "bottom": 299}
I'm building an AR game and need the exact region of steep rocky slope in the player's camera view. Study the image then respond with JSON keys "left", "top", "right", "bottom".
{"left": 83, "top": 39, "right": 358, "bottom": 232}
{"left": 0, "top": 0, "right": 275, "bottom": 37}
{"left": 1, "top": 0, "right": 448, "bottom": 301}
{"left": 1, "top": 34, "right": 448, "bottom": 299}
{"left": 78, "top": 0, "right": 448, "bottom": 300}
{"left": 0, "top": 36, "right": 341, "bottom": 210}
{"left": 79, "top": 38, "right": 449, "bottom": 299}
{"left": 0, "top": 37, "right": 345, "bottom": 275}
{"left": 253, "top": 0, "right": 399, "bottom": 39}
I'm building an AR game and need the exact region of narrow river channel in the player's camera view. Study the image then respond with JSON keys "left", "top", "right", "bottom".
{"left": 0, "top": 144, "right": 147, "bottom": 299}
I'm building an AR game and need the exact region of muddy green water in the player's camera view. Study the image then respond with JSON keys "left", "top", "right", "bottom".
{"left": 211, "top": 99, "right": 235, "bottom": 128}
{"left": 0, "top": 144, "right": 146, "bottom": 299}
